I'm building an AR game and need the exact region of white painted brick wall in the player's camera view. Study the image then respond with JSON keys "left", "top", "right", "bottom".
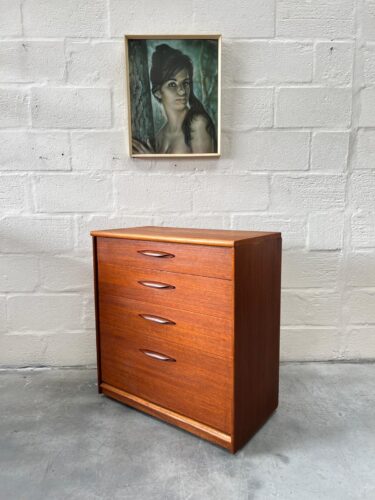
{"left": 0, "top": 131, "right": 70, "bottom": 171}
{"left": 282, "top": 291, "right": 340, "bottom": 326}
{"left": 0, "top": 0, "right": 374, "bottom": 366}
{"left": 225, "top": 41, "right": 313, "bottom": 85}
{"left": 276, "top": 88, "right": 352, "bottom": 127}
{"left": 0, "top": 89, "right": 29, "bottom": 127}
{"left": 359, "top": 88, "right": 375, "bottom": 126}
{"left": 7, "top": 294, "right": 83, "bottom": 332}
{"left": 33, "top": 174, "right": 113, "bottom": 212}
{"left": 276, "top": 0, "right": 355, "bottom": 38}
{"left": 22, "top": 0, "right": 108, "bottom": 37}
{"left": 0, "top": 0, "right": 22, "bottom": 36}
{"left": 364, "top": 44, "right": 375, "bottom": 83}
{"left": 31, "top": 88, "right": 112, "bottom": 129}
{"left": 313, "top": 42, "right": 354, "bottom": 86}
{"left": 311, "top": 132, "right": 349, "bottom": 172}
{"left": 0, "top": 256, "right": 39, "bottom": 292}
{"left": 233, "top": 131, "right": 310, "bottom": 170}
{"left": 352, "top": 130, "right": 375, "bottom": 169}
{"left": 0, "top": 42, "right": 66, "bottom": 83}
{"left": 308, "top": 211, "right": 344, "bottom": 250}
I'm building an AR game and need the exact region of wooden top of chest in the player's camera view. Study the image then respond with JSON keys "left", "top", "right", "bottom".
{"left": 90, "top": 226, "right": 281, "bottom": 248}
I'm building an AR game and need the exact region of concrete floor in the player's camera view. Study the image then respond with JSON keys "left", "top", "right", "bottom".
{"left": 0, "top": 364, "right": 374, "bottom": 500}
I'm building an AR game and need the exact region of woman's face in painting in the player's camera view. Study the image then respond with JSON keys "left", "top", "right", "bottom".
{"left": 155, "top": 68, "right": 191, "bottom": 111}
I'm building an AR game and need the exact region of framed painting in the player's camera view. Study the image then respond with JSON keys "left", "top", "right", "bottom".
{"left": 125, "top": 34, "right": 221, "bottom": 158}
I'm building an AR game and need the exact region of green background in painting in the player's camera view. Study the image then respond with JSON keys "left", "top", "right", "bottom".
{"left": 128, "top": 38, "right": 218, "bottom": 150}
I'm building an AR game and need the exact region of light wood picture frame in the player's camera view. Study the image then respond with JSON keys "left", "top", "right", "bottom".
{"left": 125, "top": 34, "right": 221, "bottom": 158}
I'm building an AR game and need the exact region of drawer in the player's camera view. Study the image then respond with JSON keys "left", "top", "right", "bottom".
{"left": 98, "top": 263, "right": 233, "bottom": 319}
{"left": 97, "top": 237, "right": 233, "bottom": 280}
{"left": 100, "top": 322, "right": 232, "bottom": 433}
{"left": 98, "top": 294, "right": 232, "bottom": 360}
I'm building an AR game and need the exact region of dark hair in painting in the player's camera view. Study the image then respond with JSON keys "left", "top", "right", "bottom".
{"left": 150, "top": 44, "right": 217, "bottom": 151}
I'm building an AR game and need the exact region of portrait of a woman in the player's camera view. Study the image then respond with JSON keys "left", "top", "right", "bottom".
{"left": 126, "top": 36, "right": 220, "bottom": 157}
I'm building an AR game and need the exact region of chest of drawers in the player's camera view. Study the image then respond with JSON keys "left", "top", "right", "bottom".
{"left": 91, "top": 226, "right": 282, "bottom": 453}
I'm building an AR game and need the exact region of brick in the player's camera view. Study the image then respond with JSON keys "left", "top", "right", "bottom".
{"left": 282, "top": 251, "right": 341, "bottom": 288}
{"left": 308, "top": 211, "right": 344, "bottom": 250}
{"left": 66, "top": 41, "right": 124, "bottom": 87}
{"left": 7, "top": 294, "right": 83, "bottom": 332}
{"left": 40, "top": 256, "right": 91, "bottom": 291}
{"left": 76, "top": 215, "right": 154, "bottom": 252}
{"left": 311, "top": 132, "right": 349, "bottom": 172}
{"left": 31, "top": 88, "right": 111, "bottom": 129}
{"left": 193, "top": 174, "right": 269, "bottom": 212}
{"left": 155, "top": 215, "right": 227, "bottom": 230}
{"left": 0, "top": 333, "right": 44, "bottom": 365}
{"left": 276, "top": 88, "right": 352, "bottom": 128}
{"left": 282, "top": 290, "right": 340, "bottom": 326}
{"left": 82, "top": 295, "right": 95, "bottom": 329}
{"left": 351, "top": 212, "right": 375, "bottom": 248}
{"left": 116, "top": 174, "right": 193, "bottom": 213}
{"left": 0, "top": 175, "right": 29, "bottom": 213}
{"left": 34, "top": 174, "right": 112, "bottom": 213}
{"left": 192, "top": 0, "right": 274, "bottom": 37}
{"left": 222, "top": 89, "right": 273, "bottom": 129}
{"left": 277, "top": 0, "right": 355, "bottom": 38}
{"left": 363, "top": 44, "right": 375, "bottom": 84}
{"left": 113, "top": 86, "right": 126, "bottom": 129}
{"left": 233, "top": 131, "right": 309, "bottom": 171}
{"left": 0, "top": 131, "right": 70, "bottom": 171}
{"left": 0, "top": 0, "right": 22, "bottom": 36}
{"left": 352, "top": 130, "right": 375, "bottom": 169}
{"left": 0, "top": 89, "right": 29, "bottom": 128}
{"left": 314, "top": 42, "right": 354, "bottom": 86}
{"left": 23, "top": 0, "right": 107, "bottom": 37}
{"left": 359, "top": 89, "right": 375, "bottom": 127}
{"left": 346, "top": 290, "right": 375, "bottom": 323}
{"left": 41, "top": 331, "right": 96, "bottom": 366}
{"left": 232, "top": 214, "right": 306, "bottom": 248}
{"left": 0, "top": 330, "right": 96, "bottom": 366}
{"left": 0, "top": 296, "right": 6, "bottom": 332}
{"left": 71, "top": 131, "right": 126, "bottom": 171}
{"left": 110, "top": 0, "right": 194, "bottom": 36}
{"left": 343, "top": 327, "right": 375, "bottom": 359}
{"left": 362, "top": 0, "right": 375, "bottom": 42}
{"left": 349, "top": 172, "right": 375, "bottom": 211}
{"left": 271, "top": 175, "right": 346, "bottom": 213}
{"left": 0, "top": 216, "right": 73, "bottom": 253}
{"left": 0, "top": 256, "right": 38, "bottom": 292}
{"left": 346, "top": 252, "right": 375, "bottom": 287}
{"left": 0, "top": 42, "right": 65, "bottom": 83}
{"left": 226, "top": 41, "right": 312, "bottom": 85}
{"left": 281, "top": 327, "right": 340, "bottom": 361}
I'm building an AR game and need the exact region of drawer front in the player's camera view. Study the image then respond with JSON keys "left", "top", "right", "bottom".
{"left": 99, "top": 294, "right": 232, "bottom": 360}
{"left": 98, "top": 263, "right": 233, "bottom": 319}
{"left": 100, "top": 322, "right": 232, "bottom": 433}
{"left": 97, "top": 237, "right": 233, "bottom": 280}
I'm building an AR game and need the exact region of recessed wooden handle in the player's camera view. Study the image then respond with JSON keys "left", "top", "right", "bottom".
{"left": 138, "top": 280, "right": 175, "bottom": 290}
{"left": 139, "top": 314, "right": 176, "bottom": 325}
{"left": 138, "top": 250, "right": 175, "bottom": 258}
{"left": 140, "top": 349, "right": 176, "bottom": 362}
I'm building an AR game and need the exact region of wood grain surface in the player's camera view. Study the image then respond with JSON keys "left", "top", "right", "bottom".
{"left": 92, "top": 227, "right": 281, "bottom": 453}
{"left": 100, "top": 383, "right": 232, "bottom": 450}
{"left": 233, "top": 237, "right": 282, "bottom": 452}
{"left": 91, "top": 225, "right": 281, "bottom": 247}
{"left": 100, "top": 321, "right": 232, "bottom": 433}
{"left": 97, "top": 237, "right": 233, "bottom": 279}
{"left": 98, "top": 294, "right": 232, "bottom": 360}
{"left": 97, "top": 262, "right": 233, "bottom": 319}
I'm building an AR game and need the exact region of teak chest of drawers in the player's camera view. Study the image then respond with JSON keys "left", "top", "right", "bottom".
{"left": 91, "top": 226, "right": 282, "bottom": 453}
